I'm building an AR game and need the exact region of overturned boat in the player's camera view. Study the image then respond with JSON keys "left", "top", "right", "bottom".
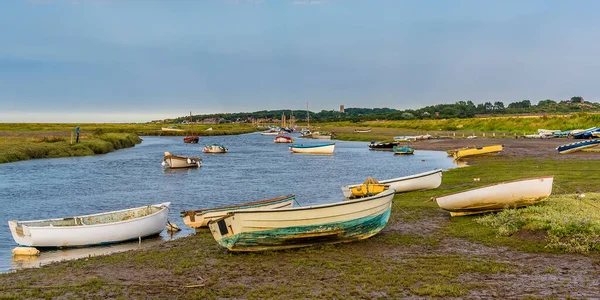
{"left": 341, "top": 169, "right": 442, "bottom": 199}
{"left": 208, "top": 189, "right": 395, "bottom": 252}
{"left": 8, "top": 203, "right": 170, "bottom": 247}
{"left": 557, "top": 139, "right": 600, "bottom": 154}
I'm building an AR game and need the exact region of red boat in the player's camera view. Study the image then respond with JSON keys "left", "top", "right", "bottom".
{"left": 274, "top": 135, "right": 294, "bottom": 143}
{"left": 184, "top": 136, "right": 199, "bottom": 144}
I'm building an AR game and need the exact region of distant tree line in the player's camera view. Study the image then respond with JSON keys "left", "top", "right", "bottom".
{"left": 164, "top": 96, "right": 599, "bottom": 123}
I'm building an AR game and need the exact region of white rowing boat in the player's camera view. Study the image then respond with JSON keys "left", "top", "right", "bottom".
{"left": 162, "top": 152, "right": 201, "bottom": 168}
{"left": 289, "top": 143, "right": 335, "bottom": 154}
{"left": 208, "top": 189, "right": 395, "bottom": 252}
{"left": 435, "top": 176, "right": 554, "bottom": 216}
{"left": 8, "top": 203, "right": 170, "bottom": 247}
{"left": 341, "top": 169, "right": 442, "bottom": 198}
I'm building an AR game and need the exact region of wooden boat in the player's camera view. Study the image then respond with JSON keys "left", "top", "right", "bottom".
{"left": 368, "top": 141, "right": 399, "bottom": 151}
{"left": 183, "top": 136, "right": 199, "bottom": 144}
{"left": 393, "top": 145, "right": 414, "bottom": 155}
{"left": 556, "top": 139, "right": 600, "bottom": 154}
{"left": 274, "top": 136, "right": 294, "bottom": 143}
{"left": 203, "top": 143, "right": 228, "bottom": 153}
{"left": 341, "top": 169, "right": 442, "bottom": 198}
{"left": 8, "top": 203, "right": 170, "bottom": 247}
{"left": 452, "top": 145, "right": 503, "bottom": 159}
{"left": 208, "top": 189, "right": 395, "bottom": 252}
{"left": 289, "top": 143, "right": 335, "bottom": 154}
{"left": 181, "top": 195, "right": 295, "bottom": 229}
{"left": 435, "top": 176, "right": 553, "bottom": 216}
{"left": 354, "top": 128, "right": 372, "bottom": 133}
{"left": 163, "top": 152, "right": 201, "bottom": 168}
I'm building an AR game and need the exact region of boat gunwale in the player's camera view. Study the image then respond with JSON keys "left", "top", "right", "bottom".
{"left": 181, "top": 195, "right": 295, "bottom": 216}
{"left": 556, "top": 139, "right": 600, "bottom": 150}
{"left": 434, "top": 176, "right": 554, "bottom": 199}
{"left": 214, "top": 189, "right": 395, "bottom": 218}
{"left": 9, "top": 203, "right": 170, "bottom": 229}
{"left": 164, "top": 154, "right": 201, "bottom": 161}
{"left": 342, "top": 169, "right": 442, "bottom": 189}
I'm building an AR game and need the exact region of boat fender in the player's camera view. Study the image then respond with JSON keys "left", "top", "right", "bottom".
{"left": 12, "top": 247, "right": 40, "bottom": 256}
{"left": 187, "top": 158, "right": 192, "bottom": 164}
{"left": 161, "top": 161, "right": 166, "bottom": 166}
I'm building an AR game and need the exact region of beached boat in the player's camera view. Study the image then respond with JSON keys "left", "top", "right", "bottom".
{"left": 274, "top": 136, "right": 294, "bottom": 143}
{"left": 341, "top": 169, "right": 442, "bottom": 198}
{"left": 183, "top": 136, "right": 199, "bottom": 144}
{"left": 208, "top": 189, "right": 395, "bottom": 252}
{"left": 8, "top": 203, "right": 170, "bottom": 247}
{"left": 394, "top": 136, "right": 417, "bottom": 142}
{"left": 435, "top": 176, "right": 554, "bottom": 216}
{"left": 181, "top": 195, "right": 295, "bottom": 229}
{"left": 452, "top": 145, "right": 503, "bottom": 159}
{"left": 538, "top": 129, "right": 561, "bottom": 135}
{"left": 311, "top": 132, "right": 333, "bottom": 140}
{"left": 354, "top": 128, "right": 372, "bottom": 133}
{"left": 446, "top": 147, "right": 468, "bottom": 156}
{"left": 289, "top": 143, "right": 335, "bottom": 154}
{"left": 572, "top": 127, "right": 599, "bottom": 139}
{"left": 161, "top": 126, "right": 184, "bottom": 132}
{"left": 368, "top": 141, "right": 398, "bottom": 151}
{"left": 203, "top": 143, "right": 228, "bottom": 153}
{"left": 393, "top": 145, "right": 414, "bottom": 155}
{"left": 556, "top": 139, "right": 600, "bottom": 154}
{"left": 163, "top": 152, "right": 201, "bottom": 168}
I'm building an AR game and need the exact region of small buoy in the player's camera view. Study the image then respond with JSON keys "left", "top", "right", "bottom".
{"left": 166, "top": 221, "right": 181, "bottom": 232}
{"left": 421, "top": 159, "right": 425, "bottom": 162}
{"left": 161, "top": 161, "right": 166, "bottom": 166}
{"left": 12, "top": 247, "right": 40, "bottom": 256}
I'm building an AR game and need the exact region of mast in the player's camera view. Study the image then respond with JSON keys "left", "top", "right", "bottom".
{"left": 307, "top": 103, "right": 310, "bottom": 129}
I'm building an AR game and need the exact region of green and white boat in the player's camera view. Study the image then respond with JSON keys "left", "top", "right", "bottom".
{"left": 208, "top": 189, "right": 395, "bottom": 252}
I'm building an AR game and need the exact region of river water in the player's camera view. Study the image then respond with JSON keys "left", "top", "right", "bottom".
{"left": 0, "top": 134, "right": 456, "bottom": 272}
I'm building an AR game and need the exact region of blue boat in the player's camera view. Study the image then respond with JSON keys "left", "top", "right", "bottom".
{"left": 556, "top": 139, "right": 600, "bottom": 154}
{"left": 393, "top": 145, "right": 414, "bottom": 155}
{"left": 571, "top": 127, "right": 600, "bottom": 139}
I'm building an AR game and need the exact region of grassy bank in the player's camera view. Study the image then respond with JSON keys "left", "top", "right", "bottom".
{"left": 0, "top": 133, "right": 142, "bottom": 164}
{"left": 0, "top": 158, "right": 598, "bottom": 298}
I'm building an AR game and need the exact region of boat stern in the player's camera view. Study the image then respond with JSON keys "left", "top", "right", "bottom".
{"left": 208, "top": 215, "right": 239, "bottom": 250}
{"left": 8, "top": 220, "right": 32, "bottom": 246}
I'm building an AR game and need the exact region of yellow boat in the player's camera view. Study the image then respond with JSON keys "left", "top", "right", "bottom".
{"left": 349, "top": 178, "right": 389, "bottom": 198}
{"left": 453, "top": 145, "right": 503, "bottom": 159}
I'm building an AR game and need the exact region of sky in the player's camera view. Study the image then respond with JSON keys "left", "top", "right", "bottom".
{"left": 1, "top": 0, "right": 600, "bottom": 122}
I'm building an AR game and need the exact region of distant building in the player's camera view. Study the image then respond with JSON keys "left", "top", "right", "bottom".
{"left": 340, "top": 105, "right": 345, "bottom": 113}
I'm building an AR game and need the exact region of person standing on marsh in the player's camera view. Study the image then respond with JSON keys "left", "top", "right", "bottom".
{"left": 75, "top": 126, "right": 80, "bottom": 143}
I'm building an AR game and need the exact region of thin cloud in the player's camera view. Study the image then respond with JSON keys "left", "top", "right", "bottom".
{"left": 291, "top": 1, "right": 327, "bottom": 5}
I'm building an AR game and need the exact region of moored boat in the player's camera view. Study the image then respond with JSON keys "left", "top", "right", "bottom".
{"left": 394, "top": 136, "right": 417, "bottom": 142}
{"left": 163, "top": 152, "right": 201, "bottom": 168}
{"left": 354, "top": 128, "right": 372, "bottom": 133}
{"left": 341, "top": 169, "right": 442, "bottom": 198}
{"left": 393, "top": 145, "right": 414, "bottom": 155}
{"left": 435, "top": 176, "right": 554, "bottom": 216}
{"left": 368, "top": 141, "right": 399, "bottom": 151}
{"left": 556, "top": 139, "right": 600, "bottom": 154}
{"left": 452, "top": 145, "right": 503, "bottom": 159}
{"left": 274, "top": 135, "right": 294, "bottom": 143}
{"left": 181, "top": 195, "right": 295, "bottom": 229}
{"left": 208, "top": 189, "right": 395, "bottom": 252}
{"left": 203, "top": 143, "right": 228, "bottom": 153}
{"left": 289, "top": 143, "right": 335, "bottom": 154}
{"left": 183, "top": 136, "right": 199, "bottom": 144}
{"left": 8, "top": 203, "right": 170, "bottom": 247}
{"left": 260, "top": 130, "right": 280, "bottom": 136}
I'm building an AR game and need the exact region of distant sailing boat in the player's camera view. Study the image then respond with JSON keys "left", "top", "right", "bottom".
{"left": 184, "top": 111, "right": 199, "bottom": 144}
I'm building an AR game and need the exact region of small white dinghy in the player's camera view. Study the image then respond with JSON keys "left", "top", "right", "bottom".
{"left": 435, "top": 176, "right": 554, "bottom": 216}
{"left": 8, "top": 203, "right": 170, "bottom": 247}
{"left": 341, "top": 169, "right": 442, "bottom": 199}
{"left": 163, "top": 152, "right": 201, "bottom": 168}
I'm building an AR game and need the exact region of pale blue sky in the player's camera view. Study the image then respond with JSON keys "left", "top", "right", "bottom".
{"left": 1, "top": 0, "right": 599, "bottom": 122}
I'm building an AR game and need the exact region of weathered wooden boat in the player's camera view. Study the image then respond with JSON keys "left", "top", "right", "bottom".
{"left": 354, "top": 128, "right": 372, "bottom": 133}
{"left": 8, "top": 203, "right": 170, "bottom": 247}
{"left": 274, "top": 135, "right": 294, "bottom": 143}
{"left": 208, "top": 189, "right": 395, "bottom": 252}
{"left": 556, "top": 139, "right": 600, "bottom": 154}
{"left": 163, "top": 152, "right": 201, "bottom": 168}
{"left": 341, "top": 169, "right": 442, "bottom": 198}
{"left": 203, "top": 143, "right": 228, "bottom": 153}
{"left": 393, "top": 145, "right": 414, "bottom": 155}
{"left": 435, "top": 176, "right": 553, "bottom": 216}
{"left": 183, "top": 136, "right": 199, "bottom": 144}
{"left": 452, "top": 145, "right": 503, "bottom": 159}
{"left": 368, "top": 141, "right": 399, "bottom": 151}
{"left": 181, "top": 195, "right": 295, "bottom": 229}
{"left": 289, "top": 143, "right": 335, "bottom": 154}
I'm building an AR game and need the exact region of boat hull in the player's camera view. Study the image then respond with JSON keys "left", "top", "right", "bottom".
{"left": 557, "top": 139, "right": 600, "bottom": 154}
{"left": 274, "top": 136, "right": 294, "bottom": 143}
{"left": 208, "top": 190, "right": 394, "bottom": 251}
{"left": 453, "top": 145, "right": 503, "bottom": 159}
{"left": 164, "top": 156, "right": 201, "bottom": 168}
{"left": 435, "top": 176, "right": 553, "bottom": 216}
{"left": 8, "top": 203, "right": 170, "bottom": 247}
{"left": 341, "top": 169, "right": 442, "bottom": 198}
{"left": 183, "top": 136, "right": 199, "bottom": 144}
{"left": 181, "top": 195, "right": 295, "bottom": 229}
{"left": 203, "top": 145, "right": 228, "bottom": 153}
{"left": 393, "top": 145, "right": 414, "bottom": 154}
{"left": 289, "top": 143, "right": 335, "bottom": 154}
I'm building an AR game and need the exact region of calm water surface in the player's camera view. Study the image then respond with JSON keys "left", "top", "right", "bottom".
{"left": 0, "top": 134, "right": 456, "bottom": 272}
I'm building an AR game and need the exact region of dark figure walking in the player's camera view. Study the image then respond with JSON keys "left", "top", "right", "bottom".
{"left": 75, "top": 126, "right": 80, "bottom": 143}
